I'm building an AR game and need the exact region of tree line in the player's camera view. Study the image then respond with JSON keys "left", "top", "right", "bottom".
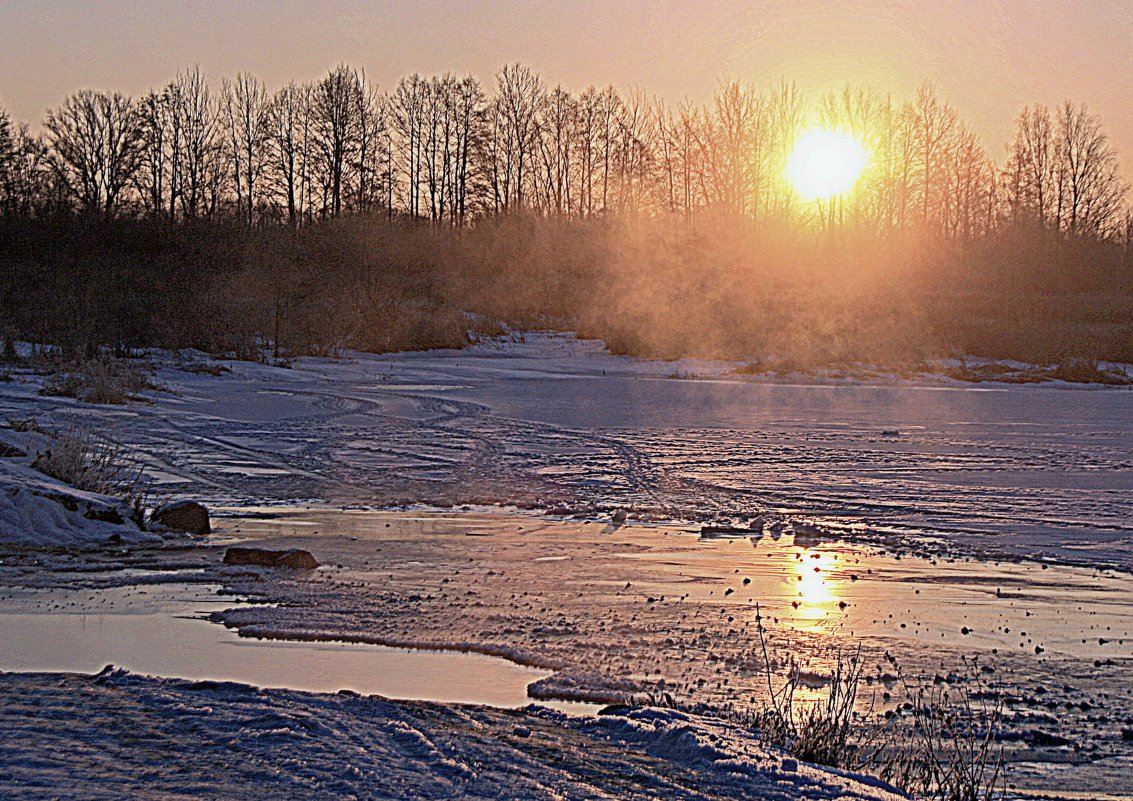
{"left": 1, "top": 64, "right": 1131, "bottom": 367}
{"left": 2, "top": 63, "right": 1128, "bottom": 237}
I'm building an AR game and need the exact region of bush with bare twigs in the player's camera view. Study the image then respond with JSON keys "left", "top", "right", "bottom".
{"left": 40, "top": 357, "right": 157, "bottom": 404}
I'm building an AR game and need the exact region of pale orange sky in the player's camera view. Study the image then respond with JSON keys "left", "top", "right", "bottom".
{"left": 1, "top": 0, "right": 1131, "bottom": 174}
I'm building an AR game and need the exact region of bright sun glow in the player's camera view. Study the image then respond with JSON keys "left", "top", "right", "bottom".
{"left": 786, "top": 129, "right": 868, "bottom": 200}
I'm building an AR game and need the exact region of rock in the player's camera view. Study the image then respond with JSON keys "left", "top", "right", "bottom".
{"left": 150, "top": 500, "right": 211, "bottom": 534}
{"left": 781, "top": 758, "right": 798, "bottom": 772}
{"left": 222, "top": 546, "right": 319, "bottom": 570}
{"left": 0, "top": 443, "right": 26, "bottom": 458}
{"left": 611, "top": 509, "right": 628, "bottom": 525}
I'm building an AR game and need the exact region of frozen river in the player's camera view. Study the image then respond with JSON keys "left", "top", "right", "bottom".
{"left": 4, "top": 332, "right": 1129, "bottom": 568}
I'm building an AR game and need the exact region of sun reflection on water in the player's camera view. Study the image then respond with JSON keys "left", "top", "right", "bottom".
{"left": 788, "top": 548, "right": 843, "bottom": 631}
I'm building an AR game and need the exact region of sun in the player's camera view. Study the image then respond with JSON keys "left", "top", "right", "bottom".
{"left": 786, "top": 129, "right": 868, "bottom": 200}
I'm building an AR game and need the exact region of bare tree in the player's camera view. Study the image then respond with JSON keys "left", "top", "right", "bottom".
{"left": 1002, "top": 104, "right": 1058, "bottom": 230}
{"left": 768, "top": 80, "right": 804, "bottom": 222}
{"left": 710, "top": 81, "right": 767, "bottom": 218}
{"left": 942, "top": 123, "right": 995, "bottom": 241}
{"left": 611, "top": 87, "right": 655, "bottom": 216}
{"left": 451, "top": 76, "right": 486, "bottom": 226}
{"left": 171, "top": 67, "right": 221, "bottom": 220}
{"left": 0, "top": 105, "right": 15, "bottom": 214}
{"left": 392, "top": 74, "right": 427, "bottom": 218}
{"left": 222, "top": 72, "right": 270, "bottom": 226}
{"left": 910, "top": 83, "right": 957, "bottom": 226}
{"left": 133, "top": 90, "right": 172, "bottom": 219}
{"left": 536, "top": 85, "right": 576, "bottom": 216}
{"left": 313, "top": 65, "right": 361, "bottom": 218}
{"left": 268, "top": 82, "right": 315, "bottom": 227}
{"left": 818, "top": 85, "right": 886, "bottom": 230}
{"left": 423, "top": 74, "right": 456, "bottom": 222}
{"left": 494, "top": 63, "right": 543, "bottom": 211}
{"left": 1055, "top": 102, "right": 1127, "bottom": 237}
{"left": 44, "top": 90, "right": 142, "bottom": 217}
{"left": 353, "top": 71, "right": 384, "bottom": 214}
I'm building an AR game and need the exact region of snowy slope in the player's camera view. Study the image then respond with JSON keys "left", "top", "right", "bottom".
{"left": 0, "top": 428, "right": 163, "bottom": 548}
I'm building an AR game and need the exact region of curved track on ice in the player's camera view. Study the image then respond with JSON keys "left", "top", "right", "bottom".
{"left": 2, "top": 332, "right": 1131, "bottom": 568}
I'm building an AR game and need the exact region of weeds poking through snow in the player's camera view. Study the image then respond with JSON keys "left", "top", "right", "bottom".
{"left": 749, "top": 604, "right": 1006, "bottom": 800}
{"left": 866, "top": 653, "right": 1006, "bottom": 801}
{"left": 40, "top": 357, "right": 157, "bottom": 404}
{"left": 31, "top": 423, "right": 147, "bottom": 514}
{"left": 751, "top": 603, "right": 865, "bottom": 768}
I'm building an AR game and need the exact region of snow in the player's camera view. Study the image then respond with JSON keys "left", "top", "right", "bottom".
{"left": 0, "top": 669, "right": 907, "bottom": 801}
{"left": 0, "top": 432, "right": 163, "bottom": 548}
{"left": 3, "top": 332, "right": 1131, "bottom": 567}
{"left": 2, "top": 333, "right": 1132, "bottom": 799}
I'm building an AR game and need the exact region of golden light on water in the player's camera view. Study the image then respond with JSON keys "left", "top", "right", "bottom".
{"left": 786, "top": 129, "right": 868, "bottom": 200}
{"left": 789, "top": 548, "right": 844, "bottom": 632}
{"left": 796, "top": 552, "right": 835, "bottom": 607}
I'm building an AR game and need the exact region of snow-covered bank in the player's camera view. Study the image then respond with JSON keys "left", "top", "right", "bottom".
{"left": 0, "top": 668, "right": 907, "bottom": 801}
{"left": 0, "top": 427, "right": 164, "bottom": 548}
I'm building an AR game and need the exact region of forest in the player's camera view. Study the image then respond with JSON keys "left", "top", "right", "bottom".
{"left": 1, "top": 63, "right": 1131, "bottom": 368}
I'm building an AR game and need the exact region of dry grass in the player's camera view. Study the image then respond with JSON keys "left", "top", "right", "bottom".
{"left": 864, "top": 654, "right": 1006, "bottom": 801}
{"left": 748, "top": 606, "right": 1006, "bottom": 800}
{"left": 31, "top": 423, "right": 147, "bottom": 516}
{"left": 750, "top": 605, "right": 866, "bottom": 768}
{"left": 40, "top": 357, "right": 157, "bottom": 404}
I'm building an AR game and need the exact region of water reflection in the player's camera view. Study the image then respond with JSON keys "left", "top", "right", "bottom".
{"left": 788, "top": 546, "right": 843, "bottom": 630}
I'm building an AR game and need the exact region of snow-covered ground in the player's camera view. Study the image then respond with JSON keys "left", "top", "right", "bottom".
{"left": 2, "top": 332, "right": 1132, "bottom": 568}
{"left": 2, "top": 333, "right": 1132, "bottom": 800}
{"left": 0, "top": 669, "right": 906, "bottom": 801}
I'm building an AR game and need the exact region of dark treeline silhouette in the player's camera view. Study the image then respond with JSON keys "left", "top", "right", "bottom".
{"left": 1, "top": 65, "right": 1131, "bottom": 367}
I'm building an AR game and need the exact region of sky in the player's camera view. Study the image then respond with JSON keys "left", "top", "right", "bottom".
{"left": 1, "top": 0, "right": 1131, "bottom": 171}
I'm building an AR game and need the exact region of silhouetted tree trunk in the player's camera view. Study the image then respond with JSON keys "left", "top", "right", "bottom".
{"left": 223, "top": 72, "right": 270, "bottom": 226}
